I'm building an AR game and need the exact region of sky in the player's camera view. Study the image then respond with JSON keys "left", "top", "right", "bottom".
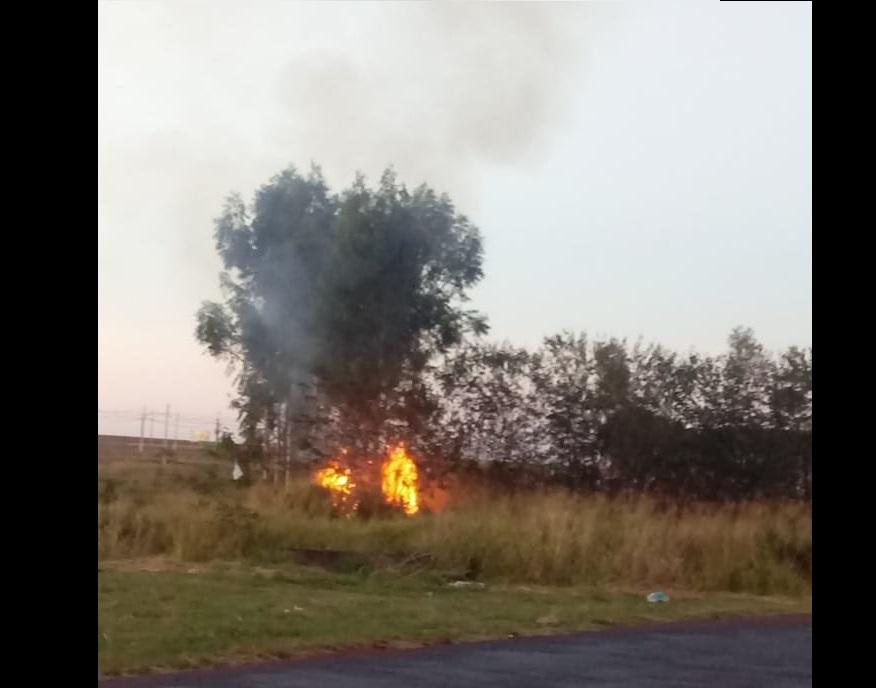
{"left": 98, "top": 1, "right": 812, "bottom": 439}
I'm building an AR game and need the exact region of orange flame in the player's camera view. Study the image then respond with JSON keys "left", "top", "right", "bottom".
{"left": 381, "top": 443, "right": 419, "bottom": 515}
{"left": 311, "top": 444, "right": 420, "bottom": 516}
{"left": 313, "top": 459, "right": 355, "bottom": 509}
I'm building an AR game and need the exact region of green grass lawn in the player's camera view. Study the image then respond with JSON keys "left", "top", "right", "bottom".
{"left": 98, "top": 560, "right": 811, "bottom": 677}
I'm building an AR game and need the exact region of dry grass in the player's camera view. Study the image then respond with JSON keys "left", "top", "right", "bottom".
{"left": 98, "top": 461, "right": 811, "bottom": 596}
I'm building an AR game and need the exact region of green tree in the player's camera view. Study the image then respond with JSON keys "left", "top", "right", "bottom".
{"left": 195, "top": 165, "right": 487, "bottom": 463}
{"left": 534, "top": 333, "right": 601, "bottom": 488}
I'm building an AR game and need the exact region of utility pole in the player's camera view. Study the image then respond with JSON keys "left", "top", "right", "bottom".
{"left": 138, "top": 408, "right": 146, "bottom": 454}
{"left": 215, "top": 415, "right": 220, "bottom": 443}
{"left": 284, "top": 414, "right": 291, "bottom": 487}
{"left": 173, "top": 413, "right": 179, "bottom": 453}
{"left": 162, "top": 404, "right": 170, "bottom": 465}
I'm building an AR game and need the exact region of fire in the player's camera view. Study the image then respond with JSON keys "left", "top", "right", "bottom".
{"left": 381, "top": 444, "right": 419, "bottom": 515}
{"left": 312, "top": 443, "right": 420, "bottom": 516}
{"left": 313, "top": 459, "right": 355, "bottom": 509}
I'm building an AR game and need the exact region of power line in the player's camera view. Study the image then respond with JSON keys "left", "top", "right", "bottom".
{"left": 98, "top": 407, "right": 238, "bottom": 441}
{"left": 98, "top": 410, "right": 234, "bottom": 422}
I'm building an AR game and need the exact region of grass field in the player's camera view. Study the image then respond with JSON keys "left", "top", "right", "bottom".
{"left": 98, "top": 434, "right": 223, "bottom": 464}
{"left": 98, "top": 454, "right": 811, "bottom": 675}
{"left": 98, "top": 560, "right": 810, "bottom": 676}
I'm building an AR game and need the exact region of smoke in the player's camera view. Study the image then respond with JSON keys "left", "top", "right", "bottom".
{"left": 99, "top": 1, "right": 603, "bottom": 419}
{"left": 100, "top": 2, "right": 598, "bottom": 286}
{"left": 267, "top": 2, "right": 595, "bottom": 209}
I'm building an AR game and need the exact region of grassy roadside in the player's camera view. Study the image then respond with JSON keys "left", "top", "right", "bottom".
{"left": 98, "top": 560, "right": 811, "bottom": 677}
{"left": 99, "top": 462, "right": 812, "bottom": 595}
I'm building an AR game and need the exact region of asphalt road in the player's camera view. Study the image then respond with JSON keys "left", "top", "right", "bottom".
{"left": 100, "top": 614, "right": 811, "bottom": 688}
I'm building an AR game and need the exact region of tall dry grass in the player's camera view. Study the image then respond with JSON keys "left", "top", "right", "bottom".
{"left": 98, "top": 461, "right": 811, "bottom": 595}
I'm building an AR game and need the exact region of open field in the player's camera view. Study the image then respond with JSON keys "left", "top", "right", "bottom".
{"left": 98, "top": 458, "right": 812, "bottom": 593}
{"left": 98, "top": 561, "right": 810, "bottom": 676}
{"left": 99, "top": 435, "right": 224, "bottom": 465}
{"left": 98, "top": 456, "right": 811, "bottom": 675}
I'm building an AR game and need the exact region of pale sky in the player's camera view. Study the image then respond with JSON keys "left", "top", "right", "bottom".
{"left": 98, "top": 1, "right": 811, "bottom": 438}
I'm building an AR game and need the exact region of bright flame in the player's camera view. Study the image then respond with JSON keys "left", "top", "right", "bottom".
{"left": 312, "top": 444, "right": 421, "bottom": 516}
{"left": 313, "top": 460, "right": 355, "bottom": 508}
{"left": 381, "top": 444, "right": 419, "bottom": 515}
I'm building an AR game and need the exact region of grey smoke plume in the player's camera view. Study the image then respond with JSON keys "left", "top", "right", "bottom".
{"left": 100, "top": 2, "right": 599, "bottom": 294}
{"left": 268, "top": 2, "right": 595, "bottom": 207}
{"left": 99, "top": 2, "right": 604, "bottom": 422}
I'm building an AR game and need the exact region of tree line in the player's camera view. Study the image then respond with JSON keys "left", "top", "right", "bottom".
{"left": 427, "top": 329, "right": 811, "bottom": 500}
{"left": 196, "top": 165, "right": 811, "bottom": 501}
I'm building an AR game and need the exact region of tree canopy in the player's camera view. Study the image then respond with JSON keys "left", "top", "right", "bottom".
{"left": 195, "top": 164, "right": 811, "bottom": 502}
{"left": 196, "top": 165, "right": 488, "bottom": 460}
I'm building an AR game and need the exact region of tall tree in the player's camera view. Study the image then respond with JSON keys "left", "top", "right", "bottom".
{"left": 195, "top": 165, "right": 487, "bottom": 462}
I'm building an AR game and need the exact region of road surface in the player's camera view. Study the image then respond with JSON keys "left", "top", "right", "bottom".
{"left": 100, "top": 614, "right": 811, "bottom": 687}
